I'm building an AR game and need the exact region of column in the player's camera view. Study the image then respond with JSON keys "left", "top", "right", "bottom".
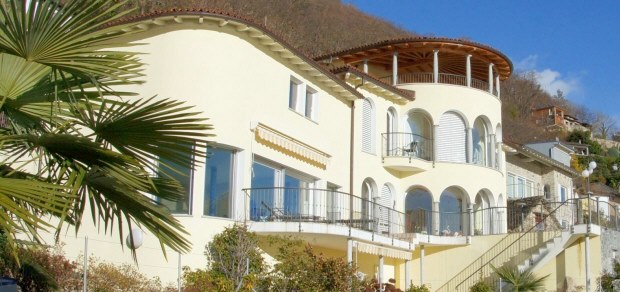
{"left": 488, "top": 63, "right": 494, "bottom": 94}
{"left": 468, "top": 203, "right": 474, "bottom": 236}
{"left": 433, "top": 49, "right": 439, "bottom": 83}
{"left": 495, "top": 75, "right": 501, "bottom": 98}
{"left": 466, "top": 54, "right": 472, "bottom": 87}
{"left": 433, "top": 201, "right": 440, "bottom": 235}
{"left": 432, "top": 125, "right": 439, "bottom": 163}
{"left": 496, "top": 141, "right": 503, "bottom": 170}
{"left": 363, "top": 59, "right": 369, "bottom": 74}
{"left": 405, "top": 260, "right": 412, "bottom": 290}
{"left": 489, "top": 134, "right": 496, "bottom": 168}
{"left": 466, "top": 127, "right": 473, "bottom": 163}
{"left": 392, "top": 51, "right": 398, "bottom": 85}
{"left": 347, "top": 238, "right": 353, "bottom": 265}
{"left": 378, "top": 256, "right": 384, "bottom": 290}
{"left": 420, "top": 245, "right": 425, "bottom": 285}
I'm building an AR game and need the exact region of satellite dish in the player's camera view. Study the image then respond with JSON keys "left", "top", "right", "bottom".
{"left": 126, "top": 228, "right": 144, "bottom": 249}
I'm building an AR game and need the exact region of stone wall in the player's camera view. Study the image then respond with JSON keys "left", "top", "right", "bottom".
{"left": 601, "top": 229, "right": 620, "bottom": 273}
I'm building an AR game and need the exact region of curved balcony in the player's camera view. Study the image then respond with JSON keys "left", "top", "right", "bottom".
{"left": 245, "top": 187, "right": 406, "bottom": 238}
{"left": 379, "top": 73, "right": 499, "bottom": 97}
{"left": 381, "top": 132, "right": 433, "bottom": 172}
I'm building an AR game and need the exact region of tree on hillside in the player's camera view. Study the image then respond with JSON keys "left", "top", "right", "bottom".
{"left": 0, "top": 0, "right": 210, "bottom": 257}
{"left": 593, "top": 111, "right": 617, "bottom": 139}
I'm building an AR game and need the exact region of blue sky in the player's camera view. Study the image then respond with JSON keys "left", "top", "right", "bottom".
{"left": 347, "top": 0, "right": 620, "bottom": 122}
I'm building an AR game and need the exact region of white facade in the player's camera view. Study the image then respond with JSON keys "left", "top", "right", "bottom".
{"left": 49, "top": 12, "right": 515, "bottom": 287}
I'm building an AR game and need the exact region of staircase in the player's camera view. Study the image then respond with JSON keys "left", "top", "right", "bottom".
{"left": 436, "top": 200, "right": 572, "bottom": 292}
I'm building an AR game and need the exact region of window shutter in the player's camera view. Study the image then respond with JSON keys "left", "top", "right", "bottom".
{"left": 437, "top": 112, "right": 466, "bottom": 162}
{"left": 378, "top": 185, "right": 392, "bottom": 233}
{"left": 362, "top": 99, "right": 373, "bottom": 153}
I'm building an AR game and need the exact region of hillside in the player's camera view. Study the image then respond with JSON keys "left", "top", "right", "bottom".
{"left": 122, "top": 0, "right": 415, "bottom": 57}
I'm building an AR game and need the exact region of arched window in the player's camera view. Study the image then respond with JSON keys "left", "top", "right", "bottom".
{"left": 378, "top": 184, "right": 394, "bottom": 233}
{"left": 474, "top": 190, "right": 495, "bottom": 235}
{"left": 473, "top": 118, "right": 488, "bottom": 166}
{"left": 362, "top": 98, "right": 375, "bottom": 153}
{"left": 437, "top": 112, "right": 466, "bottom": 163}
{"left": 385, "top": 107, "right": 397, "bottom": 156}
{"left": 406, "top": 111, "right": 433, "bottom": 160}
{"left": 439, "top": 187, "right": 466, "bottom": 235}
{"left": 405, "top": 188, "right": 433, "bottom": 233}
{"left": 360, "top": 178, "right": 377, "bottom": 230}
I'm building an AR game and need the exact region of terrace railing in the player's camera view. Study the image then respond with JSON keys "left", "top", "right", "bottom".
{"left": 381, "top": 132, "right": 433, "bottom": 161}
{"left": 379, "top": 73, "right": 497, "bottom": 97}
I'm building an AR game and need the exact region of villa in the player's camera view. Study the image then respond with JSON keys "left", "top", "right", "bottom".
{"left": 51, "top": 8, "right": 620, "bottom": 291}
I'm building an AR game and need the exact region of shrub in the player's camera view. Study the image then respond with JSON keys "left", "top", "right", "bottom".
{"left": 470, "top": 280, "right": 493, "bottom": 292}
{"left": 405, "top": 282, "right": 431, "bottom": 292}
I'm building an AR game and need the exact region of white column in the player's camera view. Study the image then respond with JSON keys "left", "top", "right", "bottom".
{"left": 496, "top": 141, "right": 503, "bottom": 170}
{"left": 495, "top": 75, "right": 501, "bottom": 98}
{"left": 392, "top": 51, "right": 398, "bottom": 85}
{"left": 490, "top": 134, "right": 496, "bottom": 168}
{"left": 347, "top": 238, "right": 353, "bottom": 265}
{"left": 585, "top": 234, "right": 591, "bottom": 292}
{"left": 433, "top": 49, "right": 439, "bottom": 83}
{"left": 466, "top": 127, "right": 473, "bottom": 163}
{"left": 420, "top": 245, "right": 425, "bottom": 285}
{"left": 83, "top": 236, "right": 88, "bottom": 292}
{"left": 405, "top": 260, "right": 412, "bottom": 290}
{"left": 468, "top": 203, "right": 475, "bottom": 236}
{"left": 466, "top": 54, "right": 472, "bottom": 87}
{"left": 488, "top": 63, "right": 494, "bottom": 93}
{"left": 363, "top": 59, "right": 369, "bottom": 74}
{"left": 378, "top": 255, "right": 384, "bottom": 290}
{"left": 433, "top": 202, "right": 440, "bottom": 235}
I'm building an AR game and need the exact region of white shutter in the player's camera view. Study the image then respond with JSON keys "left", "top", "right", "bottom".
{"left": 437, "top": 112, "right": 466, "bottom": 162}
{"left": 362, "top": 99, "right": 373, "bottom": 153}
{"left": 378, "top": 185, "right": 392, "bottom": 233}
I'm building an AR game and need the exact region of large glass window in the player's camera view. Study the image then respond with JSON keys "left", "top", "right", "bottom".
{"left": 158, "top": 147, "right": 193, "bottom": 215}
{"left": 405, "top": 188, "right": 433, "bottom": 234}
{"left": 203, "top": 148, "right": 234, "bottom": 218}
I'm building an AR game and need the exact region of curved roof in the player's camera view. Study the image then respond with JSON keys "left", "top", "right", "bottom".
{"left": 314, "top": 37, "right": 513, "bottom": 80}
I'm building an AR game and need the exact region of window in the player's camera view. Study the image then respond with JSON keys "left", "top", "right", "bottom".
{"left": 559, "top": 185, "right": 568, "bottom": 202}
{"left": 288, "top": 76, "right": 318, "bottom": 121}
{"left": 361, "top": 98, "right": 375, "bottom": 153}
{"left": 250, "top": 161, "right": 314, "bottom": 220}
{"left": 506, "top": 173, "right": 535, "bottom": 199}
{"left": 158, "top": 146, "right": 193, "bottom": 215}
{"left": 204, "top": 148, "right": 235, "bottom": 218}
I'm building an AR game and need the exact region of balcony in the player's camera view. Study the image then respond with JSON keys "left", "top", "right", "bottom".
{"left": 381, "top": 132, "right": 433, "bottom": 172}
{"left": 379, "top": 72, "right": 499, "bottom": 97}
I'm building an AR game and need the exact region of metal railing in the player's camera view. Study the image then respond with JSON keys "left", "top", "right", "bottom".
{"left": 379, "top": 73, "right": 497, "bottom": 97}
{"left": 473, "top": 207, "right": 506, "bottom": 235}
{"left": 243, "top": 187, "right": 407, "bottom": 238}
{"left": 381, "top": 132, "right": 433, "bottom": 161}
{"left": 437, "top": 199, "right": 574, "bottom": 291}
{"left": 405, "top": 208, "right": 470, "bottom": 236}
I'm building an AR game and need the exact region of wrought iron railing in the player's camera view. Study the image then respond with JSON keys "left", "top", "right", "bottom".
{"left": 379, "top": 73, "right": 497, "bottom": 97}
{"left": 243, "top": 187, "right": 407, "bottom": 238}
{"left": 381, "top": 132, "right": 433, "bottom": 161}
{"left": 405, "top": 208, "right": 469, "bottom": 236}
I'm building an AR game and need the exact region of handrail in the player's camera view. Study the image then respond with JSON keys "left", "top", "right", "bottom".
{"left": 381, "top": 132, "right": 433, "bottom": 161}
{"left": 378, "top": 73, "right": 497, "bottom": 97}
{"left": 437, "top": 198, "right": 577, "bottom": 291}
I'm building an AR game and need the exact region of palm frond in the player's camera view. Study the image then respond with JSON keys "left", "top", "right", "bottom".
{"left": 0, "top": 0, "right": 143, "bottom": 83}
{"left": 491, "top": 264, "right": 549, "bottom": 291}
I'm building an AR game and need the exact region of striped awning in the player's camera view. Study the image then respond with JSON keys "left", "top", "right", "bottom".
{"left": 355, "top": 241, "right": 412, "bottom": 260}
{"left": 254, "top": 123, "right": 330, "bottom": 169}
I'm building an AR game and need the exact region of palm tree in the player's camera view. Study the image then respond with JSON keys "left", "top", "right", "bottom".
{"left": 0, "top": 0, "right": 211, "bottom": 258}
{"left": 492, "top": 265, "right": 549, "bottom": 291}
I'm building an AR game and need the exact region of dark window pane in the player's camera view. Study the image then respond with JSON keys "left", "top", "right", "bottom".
{"left": 204, "top": 148, "right": 233, "bottom": 217}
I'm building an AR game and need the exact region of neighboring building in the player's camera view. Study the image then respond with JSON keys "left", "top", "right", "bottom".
{"left": 504, "top": 142, "right": 579, "bottom": 230}
{"left": 531, "top": 105, "right": 589, "bottom": 132}
{"left": 45, "top": 9, "right": 612, "bottom": 292}
{"left": 525, "top": 140, "right": 575, "bottom": 167}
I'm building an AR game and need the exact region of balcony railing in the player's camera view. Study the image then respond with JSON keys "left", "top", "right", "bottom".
{"left": 379, "top": 72, "right": 498, "bottom": 97}
{"left": 381, "top": 132, "right": 432, "bottom": 161}
{"left": 244, "top": 187, "right": 406, "bottom": 237}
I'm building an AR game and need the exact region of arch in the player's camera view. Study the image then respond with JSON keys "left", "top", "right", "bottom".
{"left": 360, "top": 178, "right": 377, "bottom": 230}
{"left": 405, "top": 109, "right": 433, "bottom": 160}
{"left": 474, "top": 189, "right": 497, "bottom": 235}
{"left": 405, "top": 187, "right": 433, "bottom": 233}
{"left": 385, "top": 107, "right": 398, "bottom": 156}
{"left": 439, "top": 187, "right": 468, "bottom": 235}
{"left": 361, "top": 98, "right": 375, "bottom": 153}
{"left": 437, "top": 111, "right": 466, "bottom": 163}
{"left": 473, "top": 117, "right": 489, "bottom": 166}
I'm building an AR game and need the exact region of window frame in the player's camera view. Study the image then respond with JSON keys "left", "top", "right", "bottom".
{"left": 203, "top": 146, "right": 237, "bottom": 218}
{"left": 289, "top": 76, "right": 319, "bottom": 122}
{"left": 157, "top": 145, "right": 195, "bottom": 215}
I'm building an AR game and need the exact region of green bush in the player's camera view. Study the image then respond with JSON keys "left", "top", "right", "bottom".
{"left": 405, "top": 282, "right": 431, "bottom": 292}
{"left": 470, "top": 280, "right": 493, "bottom": 292}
